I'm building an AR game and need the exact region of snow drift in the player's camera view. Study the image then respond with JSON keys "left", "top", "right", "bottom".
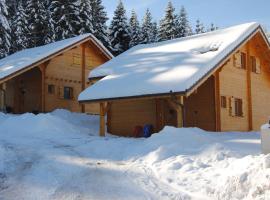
{"left": 0, "top": 110, "right": 269, "bottom": 200}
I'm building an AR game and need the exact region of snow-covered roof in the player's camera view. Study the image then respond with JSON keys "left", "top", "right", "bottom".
{"left": 79, "top": 22, "right": 264, "bottom": 102}
{"left": 0, "top": 34, "right": 113, "bottom": 82}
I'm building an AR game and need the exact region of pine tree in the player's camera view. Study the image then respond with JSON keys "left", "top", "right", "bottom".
{"left": 209, "top": 23, "right": 218, "bottom": 32}
{"left": 150, "top": 21, "right": 158, "bottom": 43}
{"left": 129, "top": 10, "right": 141, "bottom": 47}
{"left": 12, "top": 1, "right": 29, "bottom": 51}
{"left": 158, "top": 1, "right": 177, "bottom": 41}
{"left": 195, "top": 19, "right": 205, "bottom": 34}
{"left": 49, "top": 0, "right": 81, "bottom": 42}
{"left": 79, "top": 0, "right": 93, "bottom": 35}
{"left": 176, "top": 6, "right": 192, "bottom": 38}
{"left": 141, "top": 9, "right": 154, "bottom": 44}
{"left": 25, "top": 0, "right": 50, "bottom": 48}
{"left": 6, "top": 0, "right": 17, "bottom": 21}
{"left": 90, "top": 0, "right": 111, "bottom": 50}
{"left": 109, "top": 0, "right": 130, "bottom": 55}
{"left": 0, "top": 0, "right": 11, "bottom": 58}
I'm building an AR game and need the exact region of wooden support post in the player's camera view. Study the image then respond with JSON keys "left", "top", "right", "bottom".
{"left": 247, "top": 43, "right": 253, "bottom": 131}
{"left": 39, "top": 64, "right": 46, "bottom": 113}
{"left": 214, "top": 72, "right": 221, "bottom": 132}
{"left": 81, "top": 44, "right": 86, "bottom": 113}
{"left": 106, "top": 102, "right": 112, "bottom": 133}
{"left": 155, "top": 99, "right": 164, "bottom": 132}
{"left": 100, "top": 102, "right": 106, "bottom": 137}
{"left": 166, "top": 96, "right": 184, "bottom": 128}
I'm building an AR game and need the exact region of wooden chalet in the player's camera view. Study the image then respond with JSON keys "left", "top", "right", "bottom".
{"left": 79, "top": 23, "right": 270, "bottom": 136}
{"left": 0, "top": 34, "right": 113, "bottom": 114}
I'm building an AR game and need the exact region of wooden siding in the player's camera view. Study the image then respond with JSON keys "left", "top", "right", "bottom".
{"left": 219, "top": 32, "right": 270, "bottom": 131}
{"left": 5, "top": 68, "right": 41, "bottom": 113}
{"left": 249, "top": 34, "right": 270, "bottom": 130}
{"left": 108, "top": 99, "right": 157, "bottom": 137}
{"left": 44, "top": 41, "right": 108, "bottom": 113}
{"left": 219, "top": 49, "right": 249, "bottom": 131}
{"left": 184, "top": 76, "right": 216, "bottom": 131}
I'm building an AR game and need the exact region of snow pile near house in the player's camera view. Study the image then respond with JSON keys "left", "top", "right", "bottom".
{"left": 80, "top": 22, "right": 261, "bottom": 101}
{"left": 0, "top": 110, "right": 269, "bottom": 199}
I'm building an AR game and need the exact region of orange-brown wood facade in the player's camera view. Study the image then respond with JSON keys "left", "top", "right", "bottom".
{"left": 0, "top": 40, "right": 110, "bottom": 114}
{"left": 103, "top": 30, "right": 270, "bottom": 136}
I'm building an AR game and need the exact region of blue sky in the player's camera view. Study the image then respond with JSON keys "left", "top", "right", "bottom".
{"left": 103, "top": 0, "right": 270, "bottom": 31}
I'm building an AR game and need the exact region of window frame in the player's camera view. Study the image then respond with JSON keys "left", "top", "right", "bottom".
{"left": 234, "top": 98, "right": 243, "bottom": 117}
{"left": 63, "top": 86, "right": 73, "bottom": 100}
{"left": 47, "top": 84, "right": 55, "bottom": 95}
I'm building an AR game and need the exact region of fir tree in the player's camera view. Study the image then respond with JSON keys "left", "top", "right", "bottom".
{"left": 78, "top": 0, "right": 93, "bottom": 35}
{"left": 49, "top": 0, "right": 81, "bottom": 41}
{"left": 12, "top": 1, "right": 29, "bottom": 51}
{"left": 209, "top": 23, "right": 218, "bottom": 31}
{"left": 129, "top": 10, "right": 141, "bottom": 47}
{"left": 195, "top": 19, "right": 205, "bottom": 34}
{"left": 0, "top": 0, "right": 11, "bottom": 57}
{"left": 109, "top": 0, "right": 130, "bottom": 55}
{"left": 90, "top": 0, "right": 111, "bottom": 50}
{"left": 150, "top": 21, "right": 158, "bottom": 43}
{"left": 141, "top": 9, "right": 154, "bottom": 44}
{"left": 158, "top": 1, "right": 177, "bottom": 41}
{"left": 25, "top": 0, "right": 50, "bottom": 48}
{"left": 176, "top": 6, "right": 192, "bottom": 38}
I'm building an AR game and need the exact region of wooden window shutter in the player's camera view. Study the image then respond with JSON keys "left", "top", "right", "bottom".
{"left": 241, "top": 52, "right": 247, "bottom": 69}
{"left": 250, "top": 56, "right": 256, "bottom": 73}
{"left": 229, "top": 97, "right": 236, "bottom": 116}
{"left": 221, "top": 96, "right": 227, "bottom": 108}
{"left": 239, "top": 99, "right": 243, "bottom": 116}
{"left": 58, "top": 86, "right": 64, "bottom": 99}
{"left": 256, "top": 58, "right": 261, "bottom": 74}
{"left": 234, "top": 52, "right": 242, "bottom": 68}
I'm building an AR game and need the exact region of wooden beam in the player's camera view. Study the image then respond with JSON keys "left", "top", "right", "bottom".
{"left": 166, "top": 96, "right": 184, "bottom": 128}
{"left": 155, "top": 99, "right": 164, "bottom": 132}
{"left": 246, "top": 42, "right": 253, "bottom": 131}
{"left": 39, "top": 63, "right": 47, "bottom": 113}
{"left": 81, "top": 44, "right": 86, "bottom": 113}
{"left": 99, "top": 102, "right": 106, "bottom": 137}
{"left": 107, "top": 102, "right": 112, "bottom": 133}
{"left": 214, "top": 72, "right": 221, "bottom": 132}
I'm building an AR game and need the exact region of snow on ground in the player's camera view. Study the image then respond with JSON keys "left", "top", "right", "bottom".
{"left": 0, "top": 110, "right": 269, "bottom": 200}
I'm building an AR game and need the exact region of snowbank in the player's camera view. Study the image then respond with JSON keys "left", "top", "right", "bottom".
{"left": 0, "top": 110, "right": 268, "bottom": 200}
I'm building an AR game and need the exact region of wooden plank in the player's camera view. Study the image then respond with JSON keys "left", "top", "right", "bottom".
{"left": 166, "top": 97, "right": 184, "bottom": 128}
{"left": 155, "top": 99, "right": 163, "bottom": 131}
{"left": 246, "top": 42, "right": 253, "bottom": 131}
{"left": 106, "top": 102, "right": 112, "bottom": 133}
{"left": 100, "top": 102, "right": 106, "bottom": 137}
{"left": 39, "top": 63, "right": 47, "bottom": 112}
{"left": 81, "top": 44, "right": 86, "bottom": 113}
{"left": 214, "top": 72, "right": 221, "bottom": 131}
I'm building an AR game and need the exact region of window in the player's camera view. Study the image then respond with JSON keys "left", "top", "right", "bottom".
{"left": 64, "top": 87, "right": 73, "bottom": 100}
{"left": 235, "top": 98, "right": 243, "bottom": 117}
{"left": 250, "top": 56, "right": 256, "bottom": 73}
{"left": 241, "top": 52, "right": 247, "bottom": 69}
{"left": 48, "top": 84, "right": 55, "bottom": 94}
{"left": 221, "top": 96, "right": 227, "bottom": 108}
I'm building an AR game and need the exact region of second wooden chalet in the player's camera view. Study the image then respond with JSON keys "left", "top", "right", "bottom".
{"left": 0, "top": 34, "right": 113, "bottom": 114}
{"left": 79, "top": 22, "right": 270, "bottom": 136}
